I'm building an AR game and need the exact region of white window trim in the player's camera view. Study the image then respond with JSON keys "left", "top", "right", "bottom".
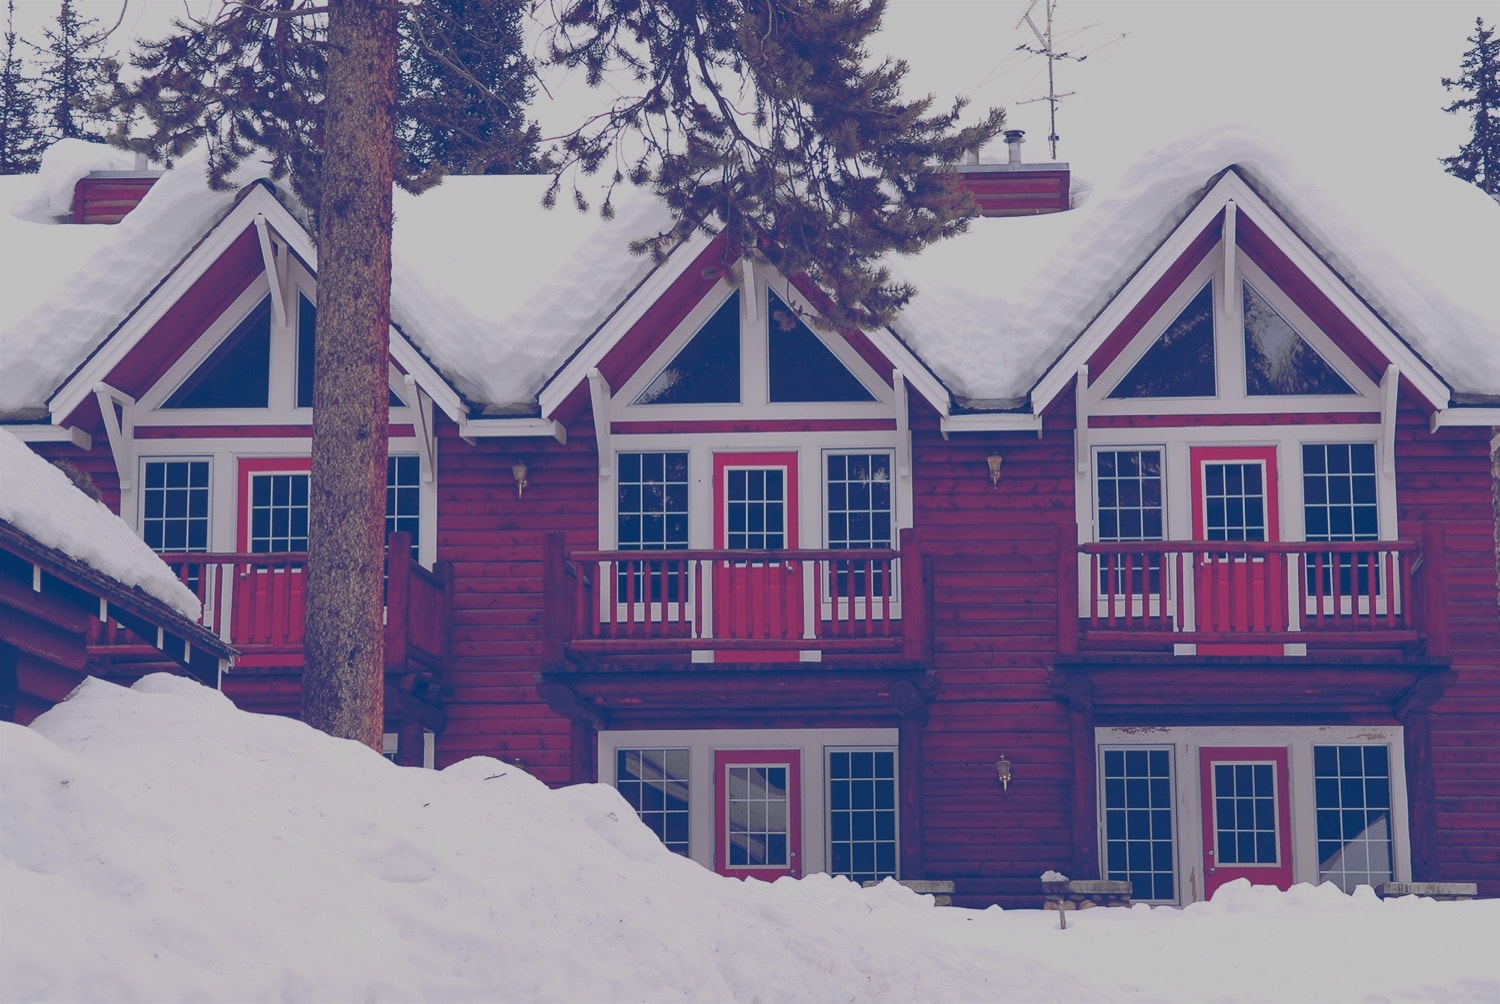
{"left": 598, "top": 727, "right": 898, "bottom": 879}
{"left": 1095, "top": 724, "right": 1411, "bottom": 905}
{"left": 134, "top": 454, "right": 215, "bottom": 554}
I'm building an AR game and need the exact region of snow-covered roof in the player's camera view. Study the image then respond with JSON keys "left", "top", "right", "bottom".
{"left": 2, "top": 128, "right": 1496, "bottom": 420}
{"left": 0, "top": 429, "right": 201, "bottom": 619}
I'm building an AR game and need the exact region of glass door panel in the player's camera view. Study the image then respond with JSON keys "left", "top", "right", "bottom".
{"left": 715, "top": 749, "right": 801, "bottom": 880}
{"left": 1199, "top": 745, "right": 1292, "bottom": 897}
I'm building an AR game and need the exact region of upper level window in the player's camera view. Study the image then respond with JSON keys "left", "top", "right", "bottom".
{"left": 617, "top": 452, "right": 689, "bottom": 551}
{"left": 164, "top": 296, "right": 273, "bottom": 408}
{"left": 142, "top": 459, "right": 210, "bottom": 552}
{"left": 634, "top": 294, "right": 740, "bottom": 405}
{"left": 826, "top": 453, "right": 893, "bottom": 550}
{"left": 386, "top": 455, "right": 421, "bottom": 559}
{"left": 296, "top": 293, "right": 317, "bottom": 408}
{"left": 1302, "top": 444, "right": 1377, "bottom": 542}
{"left": 1110, "top": 283, "right": 1216, "bottom": 399}
{"left": 248, "top": 471, "right": 309, "bottom": 553}
{"left": 1243, "top": 282, "right": 1354, "bottom": 396}
{"left": 1095, "top": 449, "right": 1164, "bottom": 543}
{"left": 768, "top": 291, "right": 875, "bottom": 403}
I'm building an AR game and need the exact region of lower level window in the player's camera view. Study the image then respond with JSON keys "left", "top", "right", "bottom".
{"left": 1314, "top": 744, "right": 1392, "bottom": 892}
{"left": 615, "top": 747, "right": 691, "bottom": 856}
{"left": 601, "top": 728, "right": 898, "bottom": 882}
{"left": 1095, "top": 726, "right": 1408, "bottom": 904}
{"left": 1101, "top": 746, "right": 1176, "bottom": 901}
{"left": 827, "top": 749, "right": 898, "bottom": 884}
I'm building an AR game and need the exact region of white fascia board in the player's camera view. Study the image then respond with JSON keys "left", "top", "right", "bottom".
{"left": 536, "top": 228, "right": 719, "bottom": 421}
{"left": 458, "top": 416, "right": 567, "bottom": 443}
{"left": 939, "top": 411, "right": 1043, "bottom": 435}
{"left": 1030, "top": 178, "right": 1232, "bottom": 412}
{"left": 862, "top": 326, "right": 952, "bottom": 417}
{"left": 49, "top": 186, "right": 307, "bottom": 423}
{"left": 1431, "top": 407, "right": 1500, "bottom": 429}
{"left": 1, "top": 423, "right": 92, "bottom": 449}
{"left": 1218, "top": 174, "right": 1450, "bottom": 411}
{"left": 388, "top": 332, "right": 465, "bottom": 424}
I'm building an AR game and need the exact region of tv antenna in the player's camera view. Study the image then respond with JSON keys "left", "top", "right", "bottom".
{"left": 1015, "top": 0, "right": 1087, "bottom": 160}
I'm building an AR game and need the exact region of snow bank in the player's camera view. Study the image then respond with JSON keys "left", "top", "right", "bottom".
{"left": 2, "top": 675, "right": 1495, "bottom": 1002}
{"left": 0, "top": 431, "right": 199, "bottom": 619}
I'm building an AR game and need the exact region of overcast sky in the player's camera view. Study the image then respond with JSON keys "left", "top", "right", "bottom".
{"left": 13, "top": 0, "right": 1495, "bottom": 186}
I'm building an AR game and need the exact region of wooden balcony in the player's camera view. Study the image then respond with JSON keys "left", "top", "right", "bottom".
{"left": 92, "top": 533, "right": 451, "bottom": 693}
{"left": 542, "top": 529, "right": 932, "bottom": 668}
{"left": 1057, "top": 523, "right": 1448, "bottom": 657}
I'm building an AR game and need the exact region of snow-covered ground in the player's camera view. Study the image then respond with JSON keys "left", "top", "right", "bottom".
{"left": 2, "top": 676, "right": 1496, "bottom": 1003}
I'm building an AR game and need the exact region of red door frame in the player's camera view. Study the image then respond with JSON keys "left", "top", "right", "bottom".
{"left": 1199, "top": 745, "right": 1293, "bottom": 897}
{"left": 714, "top": 748, "right": 802, "bottom": 880}
{"left": 236, "top": 456, "right": 312, "bottom": 552}
{"left": 1190, "top": 446, "right": 1283, "bottom": 644}
{"left": 711, "top": 452, "right": 801, "bottom": 648}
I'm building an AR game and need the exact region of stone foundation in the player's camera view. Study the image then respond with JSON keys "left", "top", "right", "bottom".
{"left": 1042, "top": 879, "right": 1133, "bottom": 910}
{"left": 862, "top": 879, "right": 955, "bottom": 906}
{"left": 1377, "top": 881, "right": 1478, "bottom": 901}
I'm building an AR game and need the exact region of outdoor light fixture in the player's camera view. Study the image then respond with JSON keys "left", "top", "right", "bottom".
{"left": 512, "top": 461, "right": 529, "bottom": 497}
{"left": 987, "top": 453, "right": 1004, "bottom": 488}
{"left": 996, "top": 756, "right": 1013, "bottom": 791}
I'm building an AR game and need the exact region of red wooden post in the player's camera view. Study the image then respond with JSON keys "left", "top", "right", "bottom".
{"left": 384, "top": 532, "right": 412, "bottom": 672}
{"left": 435, "top": 558, "right": 454, "bottom": 691}
{"left": 1403, "top": 709, "right": 1440, "bottom": 880}
{"left": 1420, "top": 522, "right": 1449, "bottom": 660}
{"left": 395, "top": 720, "right": 424, "bottom": 767}
{"left": 542, "top": 532, "right": 566, "bottom": 668}
{"left": 899, "top": 528, "right": 929, "bottom": 663}
{"left": 1064, "top": 675, "right": 1098, "bottom": 878}
{"left": 1056, "top": 524, "right": 1079, "bottom": 656}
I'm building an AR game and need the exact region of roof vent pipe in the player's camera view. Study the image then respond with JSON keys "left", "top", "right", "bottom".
{"left": 1004, "top": 129, "right": 1025, "bottom": 164}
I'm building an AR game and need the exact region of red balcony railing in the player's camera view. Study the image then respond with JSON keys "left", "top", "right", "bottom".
{"left": 1058, "top": 524, "right": 1446, "bottom": 655}
{"left": 544, "top": 529, "right": 931, "bottom": 665}
{"left": 147, "top": 532, "right": 449, "bottom": 679}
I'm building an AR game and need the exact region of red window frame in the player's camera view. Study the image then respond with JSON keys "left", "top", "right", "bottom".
{"left": 714, "top": 748, "right": 802, "bottom": 880}
{"left": 1199, "top": 745, "right": 1293, "bottom": 898}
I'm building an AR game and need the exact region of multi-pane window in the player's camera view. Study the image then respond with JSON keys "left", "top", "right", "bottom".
{"left": 1203, "top": 463, "right": 1268, "bottom": 543}
{"left": 616, "top": 748, "right": 691, "bottom": 856}
{"left": 1302, "top": 443, "right": 1379, "bottom": 595}
{"left": 616, "top": 452, "right": 689, "bottom": 602}
{"left": 827, "top": 453, "right": 893, "bottom": 597}
{"left": 1210, "top": 761, "right": 1280, "bottom": 866}
{"left": 386, "top": 455, "right": 421, "bottom": 559}
{"left": 724, "top": 762, "right": 791, "bottom": 868}
{"left": 725, "top": 468, "right": 786, "bottom": 550}
{"left": 1101, "top": 747, "right": 1176, "bottom": 901}
{"left": 1095, "top": 449, "right": 1164, "bottom": 595}
{"left": 142, "top": 460, "right": 210, "bottom": 553}
{"left": 248, "top": 472, "right": 309, "bottom": 553}
{"left": 827, "top": 748, "right": 898, "bottom": 884}
{"left": 1314, "top": 745, "right": 1393, "bottom": 892}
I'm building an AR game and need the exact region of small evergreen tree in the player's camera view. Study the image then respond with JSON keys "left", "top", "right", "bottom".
{"left": 35, "top": 0, "right": 112, "bottom": 142}
{"left": 0, "top": 0, "right": 43, "bottom": 172}
{"left": 1441, "top": 17, "right": 1500, "bottom": 196}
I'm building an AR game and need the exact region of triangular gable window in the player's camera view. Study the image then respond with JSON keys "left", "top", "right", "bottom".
{"left": 1243, "top": 281, "right": 1354, "bottom": 396}
{"left": 1109, "top": 282, "right": 1217, "bottom": 399}
{"left": 296, "top": 293, "right": 317, "bottom": 408}
{"left": 164, "top": 296, "right": 273, "bottom": 408}
{"left": 767, "top": 290, "right": 875, "bottom": 403}
{"left": 634, "top": 292, "right": 741, "bottom": 405}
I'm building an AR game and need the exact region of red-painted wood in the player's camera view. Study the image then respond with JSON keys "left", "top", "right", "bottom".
{"left": 1088, "top": 412, "right": 1380, "bottom": 428}
{"left": 1199, "top": 746, "right": 1294, "bottom": 896}
{"left": 612, "top": 418, "right": 896, "bottom": 435}
{"left": 71, "top": 176, "right": 159, "bottom": 224}
{"left": 714, "top": 748, "right": 802, "bottom": 880}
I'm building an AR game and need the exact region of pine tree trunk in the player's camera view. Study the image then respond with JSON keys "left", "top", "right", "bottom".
{"left": 302, "top": 0, "right": 397, "bottom": 748}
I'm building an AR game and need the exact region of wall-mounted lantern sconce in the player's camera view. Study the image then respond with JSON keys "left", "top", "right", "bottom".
{"left": 512, "top": 461, "right": 529, "bottom": 497}
{"left": 986, "top": 453, "right": 1004, "bottom": 489}
{"left": 996, "top": 755, "right": 1013, "bottom": 791}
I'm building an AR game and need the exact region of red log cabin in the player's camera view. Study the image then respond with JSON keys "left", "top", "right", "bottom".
{"left": 2, "top": 131, "right": 1496, "bottom": 906}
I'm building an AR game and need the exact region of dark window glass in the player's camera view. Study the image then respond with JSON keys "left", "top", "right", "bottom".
{"left": 1110, "top": 283, "right": 1216, "bottom": 398}
{"left": 1094, "top": 449, "right": 1164, "bottom": 595}
{"left": 616, "top": 452, "right": 689, "bottom": 602}
{"left": 616, "top": 748, "right": 691, "bottom": 856}
{"left": 248, "top": 472, "right": 309, "bottom": 553}
{"left": 165, "top": 297, "right": 273, "bottom": 408}
{"left": 827, "top": 748, "right": 898, "bottom": 884}
{"left": 1101, "top": 747, "right": 1176, "bottom": 901}
{"left": 1302, "top": 444, "right": 1379, "bottom": 595}
{"left": 1314, "top": 744, "right": 1393, "bottom": 892}
{"left": 635, "top": 293, "right": 741, "bottom": 404}
{"left": 296, "top": 293, "right": 317, "bottom": 408}
{"left": 827, "top": 453, "right": 893, "bottom": 596}
{"left": 386, "top": 456, "right": 421, "bottom": 559}
{"left": 141, "top": 460, "right": 210, "bottom": 555}
{"left": 1243, "top": 281, "right": 1354, "bottom": 396}
{"left": 767, "top": 290, "right": 875, "bottom": 402}
{"left": 1211, "top": 762, "right": 1279, "bottom": 867}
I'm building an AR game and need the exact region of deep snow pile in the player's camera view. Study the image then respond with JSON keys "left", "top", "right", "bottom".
{"left": 3, "top": 676, "right": 1497, "bottom": 1003}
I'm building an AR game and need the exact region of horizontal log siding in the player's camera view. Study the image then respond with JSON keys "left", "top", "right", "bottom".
{"left": 434, "top": 415, "right": 598, "bottom": 778}
{"left": 910, "top": 395, "right": 1079, "bottom": 906}
{"left": 1394, "top": 403, "right": 1500, "bottom": 895}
